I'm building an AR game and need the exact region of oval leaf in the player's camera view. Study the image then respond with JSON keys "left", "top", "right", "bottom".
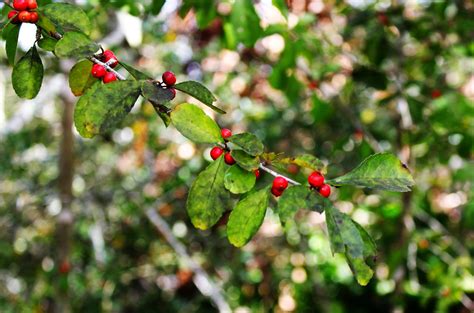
{"left": 12, "top": 46, "right": 44, "bottom": 99}
{"left": 327, "top": 153, "right": 415, "bottom": 192}
{"left": 187, "top": 157, "right": 228, "bottom": 230}
{"left": 41, "top": 3, "right": 91, "bottom": 34}
{"left": 174, "top": 81, "right": 225, "bottom": 114}
{"left": 119, "top": 62, "right": 153, "bottom": 80}
{"left": 280, "top": 154, "right": 326, "bottom": 174}
{"left": 228, "top": 132, "right": 264, "bottom": 156}
{"left": 227, "top": 187, "right": 270, "bottom": 247}
{"left": 171, "top": 103, "right": 222, "bottom": 144}
{"left": 231, "top": 150, "right": 260, "bottom": 171}
{"left": 277, "top": 185, "right": 330, "bottom": 223}
{"left": 37, "top": 36, "right": 57, "bottom": 52}
{"left": 224, "top": 165, "right": 256, "bottom": 194}
{"left": 5, "top": 24, "right": 20, "bottom": 66}
{"left": 69, "top": 60, "right": 96, "bottom": 96}
{"left": 74, "top": 80, "right": 141, "bottom": 138}
{"left": 325, "top": 205, "right": 376, "bottom": 286}
{"left": 55, "top": 32, "right": 99, "bottom": 59}
{"left": 141, "top": 81, "right": 175, "bottom": 103}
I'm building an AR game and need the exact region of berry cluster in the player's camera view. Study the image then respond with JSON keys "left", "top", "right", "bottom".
{"left": 210, "top": 129, "right": 260, "bottom": 177}
{"left": 270, "top": 171, "right": 331, "bottom": 198}
{"left": 162, "top": 71, "right": 177, "bottom": 100}
{"left": 8, "top": 0, "right": 38, "bottom": 24}
{"left": 91, "top": 50, "right": 119, "bottom": 84}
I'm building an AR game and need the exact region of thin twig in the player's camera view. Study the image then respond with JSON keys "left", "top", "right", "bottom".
{"left": 259, "top": 163, "right": 301, "bottom": 185}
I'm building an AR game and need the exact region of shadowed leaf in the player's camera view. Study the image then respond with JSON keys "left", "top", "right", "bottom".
{"left": 42, "top": 3, "right": 91, "bottom": 34}
{"left": 55, "top": 32, "right": 99, "bottom": 59}
{"left": 224, "top": 165, "right": 256, "bottom": 194}
{"left": 174, "top": 81, "right": 225, "bottom": 114}
{"left": 229, "top": 133, "right": 264, "bottom": 156}
{"left": 277, "top": 186, "right": 330, "bottom": 223}
{"left": 68, "top": 60, "right": 96, "bottom": 96}
{"left": 231, "top": 150, "right": 260, "bottom": 171}
{"left": 12, "top": 47, "right": 44, "bottom": 99}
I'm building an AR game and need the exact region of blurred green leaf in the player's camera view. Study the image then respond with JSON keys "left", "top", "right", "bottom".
{"left": 280, "top": 154, "right": 326, "bottom": 174}
{"left": 74, "top": 80, "right": 141, "bottom": 138}
{"left": 41, "top": 3, "right": 91, "bottom": 34}
{"left": 224, "top": 165, "right": 256, "bottom": 194}
{"left": 151, "top": 0, "right": 166, "bottom": 15}
{"left": 54, "top": 31, "right": 99, "bottom": 58}
{"left": 171, "top": 103, "right": 222, "bottom": 144}
{"left": 5, "top": 24, "right": 20, "bottom": 66}
{"left": 230, "top": 0, "right": 263, "bottom": 47}
{"left": 229, "top": 133, "right": 264, "bottom": 156}
{"left": 227, "top": 187, "right": 270, "bottom": 247}
{"left": 12, "top": 47, "right": 44, "bottom": 99}
{"left": 187, "top": 157, "right": 228, "bottom": 230}
{"left": 119, "top": 62, "right": 153, "bottom": 80}
{"left": 37, "top": 35, "right": 57, "bottom": 52}
{"left": 327, "top": 153, "right": 415, "bottom": 192}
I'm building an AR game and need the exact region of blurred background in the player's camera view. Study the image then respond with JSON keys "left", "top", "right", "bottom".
{"left": 0, "top": 0, "right": 473, "bottom": 312}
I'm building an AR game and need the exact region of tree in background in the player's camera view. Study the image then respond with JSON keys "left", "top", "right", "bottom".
{"left": 0, "top": 0, "right": 472, "bottom": 312}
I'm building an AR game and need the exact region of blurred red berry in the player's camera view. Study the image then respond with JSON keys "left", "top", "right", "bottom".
{"left": 431, "top": 89, "right": 442, "bottom": 99}
{"left": 18, "top": 11, "right": 31, "bottom": 23}
{"left": 319, "top": 184, "right": 331, "bottom": 198}
{"left": 271, "top": 187, "right": 284, "bottom": 197}
{"left": 13, "top": 0, "right": 28, "bottom": 11}
{"left": 103, "top": 72, "right": 117, "bottom": 84}
{"left": 8, "top": 11, "right": 20, "bottom": 24}
{"left": 59, "top": 261, "right": 71, "bottom": 274}
{"left": 210, "top": 147, "right": 224, "bottom": 160}
{"left": 254, "top": 169, "right": 260, "bottom": 179}
{"left": 29, "top": 11, "right": 38, "bottom": 23}
{"left": 377, "top": 12, "right": 389, "bottom": 26}
{"left": 221, "top": 128, "right": 232, "bottom": 139}
{"left": 308, "top": 171, "right": 325, "bottom": 188}
{"left": 162, "top": 71, "right": 176, "bottom": 86}
{"left": 103, "top": 50, "right": 118, "bottom": 68}
{"left": 26, "top": 0, "right": 37, "bottom": 10}
{"left": 272, "top": 176, "right": 288, "bottom": 191}
{"left": 91, "top": 64, "right": 107, "bottom": 78}
{"left": 224, "top": 152, "right": 236, "bottom": 165}
{"left": 169, "top": 88, "right": 176, "bottom": 100}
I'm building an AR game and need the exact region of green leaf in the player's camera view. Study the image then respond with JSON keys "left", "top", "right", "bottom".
{"left": 74, "top": 80, "right": 141, "bottom": 138}
{"left": 276, "top": 186, "right": 330, "bottom": 223}
{"left": 174, "top": 81, "right": 225, "bottom": 114}
{"left": 272, "top": 0, "right": 288, "bottom": 17}
{"left": 171, "top": 103, "right": 222, "bottom": 144}
{"left": 327, "top": 153, "right": 415, "bottom": 192}
{"left": 151, "top": 0, "right": 166, "bottom": 15}
{"left": 153, "top": 105, "right": 171, "bottom": 127}
{"left": 352, "top": 220, "right": 377, "bottom": 258}
{"left": 37, "top": 36, "right": 57, "bottom": 52}
{"left": 187, "top": 157, "right": 228, "bottom": 230}
{"left": 227, "top": 187, "right": 270, "bottom": 247}
{"left": 141, "top": 81, "right": 175, "bottom": 103}
{"left": 229, "top": 133, "right": 264, "bottom": 156}
{"left": 54, "top": 32, "right": 99, "bottom": 59}
{"left": 230, "top": 0, "right": 263, "bottom": 47}
{"left": 119, "top": 61, "right": 153, "bottom": 80}
{"left": 325, "top": 205, "right": 376, "bottom": 286}
{"left": 12, "top": 47, "right": 44, "bottom": 99}
{"left": 41, "top": 3, "right": 91, "bottom": 35}
{"left": 36, "top": 15, "right": 58, "bottom": 35}
{"left": 224, "top": 165, "right": 256, "bottom": 194}
{"left": 280, "top": 154, "right": 326, "bottom": 173}
{"left": 5, "top": 24, "right": 20, "bottom": 66}
{"left": 231, "top": 150, "right": 260, "bottom": 171}
{"left": 68, "top": 60, "right": 96, "bottom": 96}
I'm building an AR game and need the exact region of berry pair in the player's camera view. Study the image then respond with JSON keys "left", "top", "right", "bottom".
{"left": 162, "top": 71, "right": 177, "bottom": 100}
{"left": 271, "top": 176, "right": 288, "bottom": 197}
{"left": 91, "top": 50, "right": 119, "bottom": 84}
{"left": 308, "top": 171, "right": 331, "bottom": 198}
{"left": 210, "top": 147, "right": 235, "bottom": 165}
{"left": 9, "top": 0, "right": 38, "bottom": 24}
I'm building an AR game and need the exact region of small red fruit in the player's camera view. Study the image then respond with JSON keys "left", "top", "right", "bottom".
{"left": 103, "top": 50, "right": 118, "bottom": 68}
{"left": 13, "top": 0, "right": 28, "bottom": 11}
{"left": 319, "top": 184, "right": 331, "bottom": 198}
{"left": 271, "top": 187, "right": 283, "bottom": 197}
{"left": 210, "top": 147, "right": 224, "bottom": 160}
{"left": 169, "top": 88, "right": 176, "bottom": 100}
{"left": 308, "top": 171, "right": 324, "bottom": 188}
{"left": 91, "top": 64, "right": 107, "bottom": 78}
{"left": 18, "top": 11, "right": 31, "bottom": 23}
{"left": 254, "top": 169, "right": 260, "bottom": 179}
{"left": 272, "top": 176, "right": 288, "bottom": 191}
{"left": 431, "top": 89, "right": 442, "bottom": 99}
{"left": 103, "top": 72, "right": 117, "bottom": 84}
{"left": 377, "top": 12, "right": 389, "bottom": 26}
{"left": 224, "top": 152, "right": 236, "bottom": 165}
{"left": 29, "top": 11, "right": 38, "bottom": 23}
{"left": 59, "top": 260, "right": 71, "bottom": 274}
{"left": 26, "top": 0, "right": 37, "bottom": 10}
{"left": 221, "top": 128, "right": 232, "bottom": 139}
{"left": 162, "top": 71, "right": 176, "bottom": 86}
{"left": 8, "top": 11, "right": 20, "bottom": 24}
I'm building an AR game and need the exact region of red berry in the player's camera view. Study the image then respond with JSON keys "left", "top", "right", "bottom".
{"left": 162, "top": 71, "right": 176, "bottom": 86}
{"left": 13, "top": 0, "right": 28, "bottom": 11}
{"left": 103, "top": 50, "right": 118, "bottom": 68}
{"left": 431, "top": 89, "right": 442, "bottom": 99}
{"left": 319, "top": 184, "right": 331, "bottom": 198}
{"left": 221, "top": 128, "right": 232, "bottom": 139}
{"left": 210, "top": 147, "right": 224, "bottom": 160}
{"left": 59, "top": 261, "right": 71, "bottom": 274}
{"left": 377, "top": 12, "right": 389, "bottom": 26}
{"left": 254, "top": 169, "right": 260, "bottom": 179}
{"left": 18, "top": 11, "right": 31, "bottom": 23}
{"left": 169, "top": 88, "right": 176, "bottom": 100}
{"left": 91, "top": 64, "right": 107, "bottom": 78}
{"left": 272, "top": 176, "right": 288, "bottom": 191}
{"left": 8, "top": 11, "right": 20, "bottom": 24}
{"left": 29, "top": 11, "right": 38, "bottom": 23}
{"left": 26, "top": 0, "right": 37, "bottom": 10}
{"left": 308, "top": 171, "right": 324, "bottom": 188}
{"left": 103, "top": 72, "right": 117, "bottom": 84}
{"left": 224, "top": 152, "right": 236, "bottom": 165}
{"left": 271, "top": 187, "right": 283, "bottom": 197}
